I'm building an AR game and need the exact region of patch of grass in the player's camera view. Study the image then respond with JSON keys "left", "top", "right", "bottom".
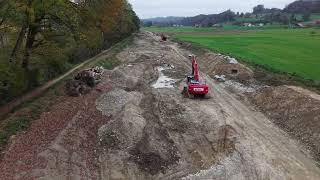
{"left": 222, "top": 24, "right": 287, "bottom": 31}
{"left": 175, "top": 28, "right": 320, "bottom": 82}
{"left": 295, "top": 13, "right": 320, "bottom": 21}
{"left": 143, "top": 24, "right": 287, "bottom": 34}
{"left": 96, "top": 58, "right": 119, "bottom": 70}
{"left": 143, "top": 26, "right": 216, "bottom": 33}
{"left": 85, "top": 35, "right": 134, "bottom": 69}
{"left": 0, "top": 90, "right": 59, "bottom": 151}
{"left": 5, "top": 117, "right": 30, "bottom": 135}
{"left": 0, "top": 116, "right": 31, "bottom": 149}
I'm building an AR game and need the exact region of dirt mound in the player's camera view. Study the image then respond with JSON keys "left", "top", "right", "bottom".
{"left": 110, "top": 64, "right": 147, "bottom": 89}
{"left": 95, "top": 88, "right": 143, "bottom": 117}
{"left": 213, "top": 63, "right": 254, "bottom": 84}
{"left": 250, "top": 85, "right": 320, "bottom": 162}
{"left": 98, "top": 103, "right": 146, "bottom": 149}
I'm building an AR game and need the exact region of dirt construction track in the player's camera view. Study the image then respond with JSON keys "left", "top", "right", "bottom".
{"left": 1, "top": 32, "right": 320, "bottom": 180}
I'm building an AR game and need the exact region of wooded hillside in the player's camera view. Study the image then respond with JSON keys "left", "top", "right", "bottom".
{"left": 142, "top": 0, "right": 320, "bottom": 27}
{"left": 0, "top": 0, "right": 139, "bottom": 105}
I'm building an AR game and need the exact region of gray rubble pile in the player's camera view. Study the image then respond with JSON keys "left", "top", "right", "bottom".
{"left": 65, "top": 66, "right": 104, "bottom": 96}
{"left": 75, "top": 66, "right": 104, "bottom": 87}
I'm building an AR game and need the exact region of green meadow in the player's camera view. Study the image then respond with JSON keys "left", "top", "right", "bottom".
{"left": 145, "top": 26, "right": 320, "bottom": 82}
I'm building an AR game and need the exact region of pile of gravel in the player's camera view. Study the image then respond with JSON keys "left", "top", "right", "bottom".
{"left": 95, "top": 88, "right": 143, "bottom": 117}
{"left": 98, "top": 104, "right": 146, "bottom": 150}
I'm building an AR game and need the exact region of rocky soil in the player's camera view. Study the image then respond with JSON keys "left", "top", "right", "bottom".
{"left": 0, "top": 31, "right": 320, "bottom": 180}
{"left": 94, "top": 32, "right": 320, "bottom": 179}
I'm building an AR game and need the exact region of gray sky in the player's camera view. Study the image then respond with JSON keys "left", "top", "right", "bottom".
{"left": 128, "top": 0, "right": 294, "bottom": 19}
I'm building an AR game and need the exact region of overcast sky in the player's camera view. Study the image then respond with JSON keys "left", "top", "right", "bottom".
{"left": 128, "top": 0, "right": 295, "bottom": 19}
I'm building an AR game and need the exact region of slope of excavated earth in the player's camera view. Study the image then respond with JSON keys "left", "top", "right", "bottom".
{"left": 0, "top": 31, "right": 320, "bottom": 180}
{"left": 249, "top": 85, "right": 320, "bottom": 162}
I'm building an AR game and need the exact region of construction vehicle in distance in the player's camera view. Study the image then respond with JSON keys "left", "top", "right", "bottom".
{"left": 183, "top": 55, "right": 209, "bottom": 98}
{"left": 160, "top": 34, "right": 167, "bottom": 41}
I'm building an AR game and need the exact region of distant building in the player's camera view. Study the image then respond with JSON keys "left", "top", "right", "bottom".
{"left": 295, "top": 23, "right": 306, "bottom": 28}
{"left": 243, "top": 23, "right": 253, "bottom": 27}
{"left": 212, "top": 24, "right": 223, "bottom": 28}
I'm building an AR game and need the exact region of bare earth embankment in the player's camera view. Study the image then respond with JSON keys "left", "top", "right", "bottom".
{"left": 0, "top": 32, "right": 320, "bottom": 180}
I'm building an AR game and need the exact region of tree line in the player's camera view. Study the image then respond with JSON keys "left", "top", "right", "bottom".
{"left": 143, "top": 0, "right": 320, "bottom": 27}
{"left": 0, "top": 0, "right": 140, "bottom": 105}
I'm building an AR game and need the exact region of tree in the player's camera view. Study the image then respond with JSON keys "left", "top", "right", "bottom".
{"left": 144, "top": 21, "right": 152, "bottom": 27}
{"left": 264, "top": 12, "right": 290, "bottom": 25}
{"left": 244, "top": 13, "right": 251, "bottom": 18}
{"left": 218, "top": 10, "right": 236, "bottom": 22}
{"left": 253, "top": 5, "right": 265, "bottom": 14}
{"left": 8, "top": 0, "right": 81, "bottom": 69}
{"left": 302, "top": 12, "right": 311, "bottom": 22}
{"left": 0, "top": 0, "right": 140, "bottom": 104}
{"left": 290, "top": 14, "right": 297, "bottom": 23}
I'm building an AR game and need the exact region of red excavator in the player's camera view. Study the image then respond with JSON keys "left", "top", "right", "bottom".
{"left": 184, "top": 55, "right": 209, "bottom": 98}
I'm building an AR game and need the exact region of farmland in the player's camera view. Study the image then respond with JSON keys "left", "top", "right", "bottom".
{"left": 143, "top": 24, "right": 286, "bottom": 33}
{"left": 145, "top": 26, "right": 320, "bottom": 82}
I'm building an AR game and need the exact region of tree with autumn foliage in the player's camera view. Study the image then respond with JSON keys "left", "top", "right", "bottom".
{"left": 0, "top": 0, "right": 139, "bottom": 105}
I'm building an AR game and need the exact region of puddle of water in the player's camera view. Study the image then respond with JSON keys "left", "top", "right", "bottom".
{"left": 152, "top": 66, "right": 177, "bottom": 89}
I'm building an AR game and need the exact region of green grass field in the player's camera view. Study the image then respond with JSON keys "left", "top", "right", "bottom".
{"left": 143, "top": 24, "right": 286, "bottom": 33}
{"left": 311, "top": 13, "right": 320, "bottom": 20}
{"left": 143, "top": 26, "right": 216, "bottom": 33}
{"left": 146, "top": 26, "right": 320, "bottom": 82}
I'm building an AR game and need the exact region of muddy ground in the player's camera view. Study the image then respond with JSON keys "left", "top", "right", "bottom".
{"left": 0, "top": 32, "right": 320, "bottom": 180}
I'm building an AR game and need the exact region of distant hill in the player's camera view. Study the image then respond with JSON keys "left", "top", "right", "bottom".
{"left": 180, "top": 10, "right": 236, "bottom": 26}
{"left": 142, "top": 17, "right": 185, "bottom": 26}
{"left": 284, "top": 0, "right": 320, "bottom": 13}
{"left": 142, "top": 0, "right": 320, "bottom": 27}
{"left": 142, "top": 10, "right": 236, "bottom": 27}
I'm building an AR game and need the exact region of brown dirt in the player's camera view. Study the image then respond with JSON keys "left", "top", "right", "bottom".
{"left": 0, "top": 73, "right": 113, "bottom": 180}
{"left": 1, "top": 31, "right": 320, "bottom": 180}
{"left": 249, "top": 85, "right": 320, "bottom": 163}
{"left": 95, "top": 32, "right": 320, "bottom": 179}
{"left": 176, "top": 34, "right": 320, "bottom": 166}
{"left": 176, "top": 41, "right": 255, "bottom": 84}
